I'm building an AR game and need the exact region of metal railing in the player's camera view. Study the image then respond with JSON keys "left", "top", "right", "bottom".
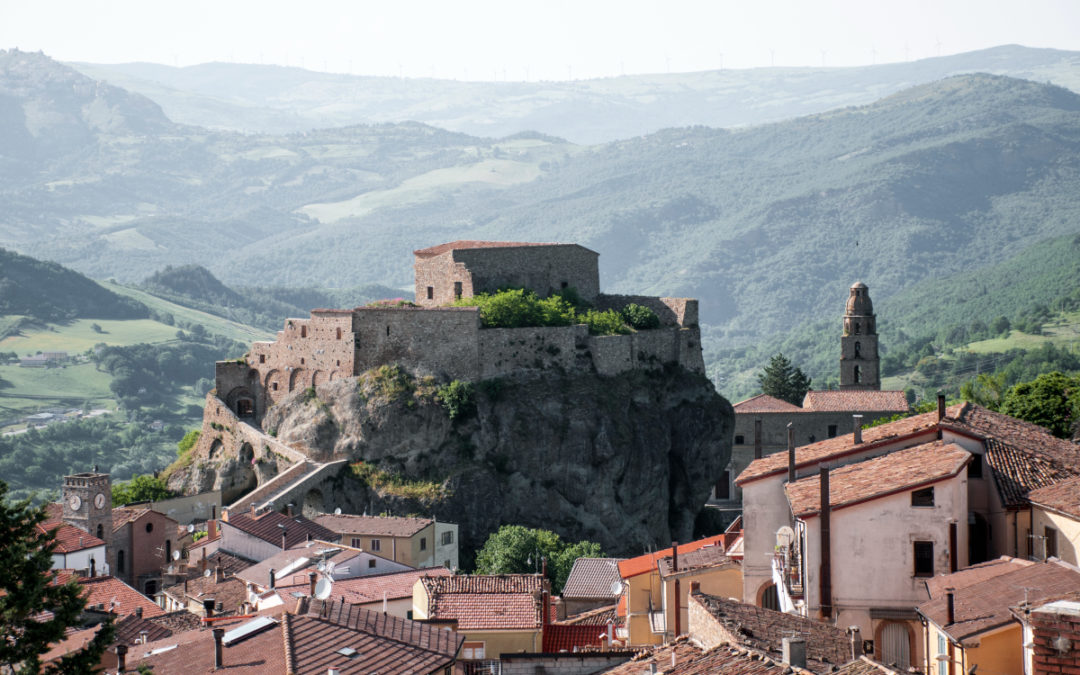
{"left": 461, "top": 660, "right": 501, "bottom": 675}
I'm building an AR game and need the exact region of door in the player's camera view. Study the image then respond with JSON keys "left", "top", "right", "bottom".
{"left": 880, "top": 622, "right": 911, "bottom": 670}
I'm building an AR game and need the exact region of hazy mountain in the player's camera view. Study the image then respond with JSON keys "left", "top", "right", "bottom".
{"left": 71, "top": 45, "right": 1080, "bottom": 143}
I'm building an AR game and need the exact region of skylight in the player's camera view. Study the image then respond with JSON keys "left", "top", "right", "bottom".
{"left": 336, "top": 646, "right": 358, "bottom": 658}
{"left": 222, "top": 616, "right": 279, "bottom": 646}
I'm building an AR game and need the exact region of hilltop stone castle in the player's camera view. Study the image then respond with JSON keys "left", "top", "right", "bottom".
{"left": 214, "top": 241, "right": 703, "bottom": 425}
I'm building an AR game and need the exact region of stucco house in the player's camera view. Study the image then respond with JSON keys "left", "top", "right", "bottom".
{"left": 313, "top": 513, "right": 458, "bottom": 570}
{"left": 1027, "top": 475, "right": 1080, "bottom": 565}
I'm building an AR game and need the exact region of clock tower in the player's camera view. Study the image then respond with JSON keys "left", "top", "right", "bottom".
{"left": 61, "top": 471, "right": 113, "bottom": 546}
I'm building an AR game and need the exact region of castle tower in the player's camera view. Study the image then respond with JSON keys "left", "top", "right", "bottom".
{"left": 839, "top": 282, "right": 880, "bottom": 390}
{"left": 61, "top": 471, "right": 113, "bottom": 546}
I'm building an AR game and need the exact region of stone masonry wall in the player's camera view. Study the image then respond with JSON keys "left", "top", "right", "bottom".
{"left": 478, "top": 325, "right": 587, "bottom": 379}
{"left": 1030, "top": 603, "right": 1080, "bottom": 675}
{"left": 414, "top": 250, "right": 473, "bottom": 307}
{"left": 595, "top": 294, "right": 699, "bottom": 327}
{"left": 590, "top": 326, "right": 704, "bottom": 377}
{"left": 353, "top": 306, "right": 481, "bottom": 380}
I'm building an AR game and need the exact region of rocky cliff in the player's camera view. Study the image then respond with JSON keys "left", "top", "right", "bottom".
{"left": 174, "top": 363, "right": 733, "bottom": 565}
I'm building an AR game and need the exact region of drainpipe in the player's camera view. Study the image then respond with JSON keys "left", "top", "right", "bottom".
{"left": 754, "top": 419, "right": 763, "bottom": 459}
{"left": 672, "top": 541, "right": 680, "bottom": 638}
{"left": 116, "top": 644, "right": 128, "bottom": 672}
{"left": 820, "top": 465, "right": 832, "bottom": 620}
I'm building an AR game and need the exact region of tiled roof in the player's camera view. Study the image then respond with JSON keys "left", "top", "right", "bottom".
{"left": 54, "top": 573, "right": 164, "bottom": 619}
{"left": 732, "top": 394, "right": 803, "bottom": 413}
{"left": 414, "top": 240, "right": 569, "bottom": 257}
{"left": 40, "top": 522, "right": 106, "bottom": 553}
{"left": 562, "top": 557, "right": 625, "bottom": 599}
{"left": 164, "top": 573, "right": 249, "bottom": 615}
{"left": 693, "top": 593, "right": 852, "bottom": 670}
{"left": 833, "top": 656, "right": 906, "bottom": 674}
{"left": 603, "top": 638, "right": 818, "bottom": 675}
{"left": 785, "top": 441, "right": 971, "bottom": 518}
{"left": 313, "top": 513, "right": 433, "bottom": 537}
{"left": 1028, "top": 475, "right": 1080, "bottom": 518}
{"left": 113, "top": 611, "right": 174, "bottom": 646}
{"left": 617, "top": 535, "right": 728, "bottom": 580}
{"left": 557, "top": 604, "right": 618, "bottom": 626}
{"left": 133, "top": 612, "right": 287, "bottom": 674}
{"left": 657, "top": 545, "right": 735, "bottom": 578}
{"left": 111, "top": 506, "right": 150, "bottom": 531}
{"left": 147, "top": 609, "right": 204, "bottom": 634}
{"left": 984, "top": 438, "right": 1077, "bottom": 508}
{"left": 543, "top": 623, "right": 607, "bottom": 652}
{"left": 225, "top": 510, "right": 338, "bottom": 549}
{"left": 917, "top": 559, "right": 1080, "bottom": 644}
{"left": 185, "top": 549, "right": 254, "bottom": 579}
{"left": 802, "top": 390, "right": 909, "bottom": 412}
{"left": 306, "top": 598, "right": 462, "bottom": 658}
{"left": 235, "top": 541, "right": 360, "bottom": 588}
{"left": 421, "top": 574, "right": 545, "bottom": 631}
{"left": 276, "top": 567, "right": 453, "bottom": 605}
{"left": 946, "top": 404, "right": 1080, "bottom": 468}
{"left": 923, "top": 556, "right": 1033, "bottom": 598}
{"left": 737, "top": 406, "right": 957, "bottom": 485}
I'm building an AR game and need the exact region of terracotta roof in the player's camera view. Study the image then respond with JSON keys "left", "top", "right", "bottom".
{"left": 235, "top": 541, "right": 361, "bottom": 588}
{"left": 111, "top": 506, "right": 150, "bottom": 531}
{"left": 185, "top": 550, "right": 254, "bottom": 579}
{"left": 133, "top": 613, "right": 287, "bottom": 674}
{"left": 53, "top": 573, "right": 164, "bottom": 619}
{"left": 946, "top": 404, "right": 1080, "bottom": 468}
{"left": 834, "top": 656, "right": 906, "bottom": 674}
{"left": 413, "top": 240, "right": 570, "bottom": 257}
{"left": 1028, "top": 475, "right": 1080, "bottom": 518}
{"left": 40, "top": 522, "right": 106, "bottom": 553}
{"left": 275, "top": 567, "right": 452, "bottom": 606}
{"left": 984, "top": 438, "right": 1078, "bottom": 508}
{"left": 657, "top": 545, "right": 736, "bottom": 578}
{"left": 313, "top": 513, "right": 433, "bottom": 537}
{"left": 923, "top": 556, "right": 1033, "bottom": 598}
{"left": 186, "top": 531, "right": 220, "bottom": 551}
{"left": 543, "top": 623, "right": 607, "bottom": 652}
{"left": 604, "top": 637, "right": 818, "bottom": 675}
{"left": 737, "top": 405, "right": 957, "bottom": 485}
{"left": 421, "top": 574, "right": 545, "bottom": 631}
{"left": 306, "top": 598, "right": 463, "bottom": 659}
{"left": 557, "top": 604, "right": 618, "bottom": 626}
{"left": 148, "top": 609, "right": 206, "bottom": 633}
{"left": 918, "top": 559, "right": 1080, "bottom": 644}
{"left": 561, "top": 557, "right": 625, "bottom": 599}
{"left": 692, "top": 593, "right": 852, "bottom": 670}
{"left": 802, "top": 390, "right": 909, "bottom": 412}
{"left": 785, "top": 441, "right": 972, "bottom": 518}
{"left": 617, "top": 535, "right": 728, "bottom": 580}
{"left": 732, "top": 394, "right": 803, "bottom": 413}
{"left": 113, "top": 611, "right": 174, "bottom": 646}
{"left": 224, "top": 511, "right": 338, "bottom": 549}
{"left": 163, "top": 574, "right": 248, "bottom": 615}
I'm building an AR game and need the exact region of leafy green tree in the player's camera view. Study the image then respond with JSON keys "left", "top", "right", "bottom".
{"left": 999, "top": 371, "right": 1080, "bottom": 439}
{"left": 474, "top": 525, "right": 604, "bottom": 594}
{"left": 757, "top": 353, "right": 812, "bottom": 406}
{"left": 621, "top": 303, "right": 661, "bottom": 330}
{"left": 0, "top": 480, "right": 116, "bottom": 673}
{"left": 435, "top": 380, "right": 475, "bottom": 422}
{"left": 959, "top": 372, "right": 1008, "bottom": 411}
{"left": 111, "top": 474, "right": 174, "bottom": 506}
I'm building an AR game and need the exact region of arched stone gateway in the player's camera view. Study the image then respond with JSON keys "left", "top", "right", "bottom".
{"left": 302, "top": 488, "right": 324, "bottom": 517}
{"left": 264, "top": 369, "right": 286, "bottom": 401}
{"left": 289, "top": 368, "right": 308, "bottom": 392}
{"left": 312, "top": 370, "right": 326, "bottom": 387}
{"left": 225, "top": 386, "right": 256, "bottom": 418}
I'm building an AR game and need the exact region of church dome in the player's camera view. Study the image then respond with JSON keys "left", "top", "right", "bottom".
{"left": 846, "top": 282, "right": 873, "bottom": 315}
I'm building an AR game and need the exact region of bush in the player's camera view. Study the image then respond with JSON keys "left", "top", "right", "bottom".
{"left": 582, "top": 309, "right": 631, "bottom": 336}
{"left": 112, "top": 474, "right": 174, "bottom": 506}
{"left": 436, "top": 380, "right": 476, "bottom": 422}
{"left": 621, "top": 303, "right": 661, "bottom": 330}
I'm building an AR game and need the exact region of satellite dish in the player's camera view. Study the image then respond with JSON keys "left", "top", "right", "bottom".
{"left": 314, "top": 578, "right": 332, "bottom": 600}
{"left": 204, "top": 569, "right": 212, "bottom": 578}
{"left": 776, "top": 526, "right": 796, "bottom": 549}
{"left": 317, "top": 561, "right": 326, "bottom": 572}
{"left": 248, "top": 591, "right": 259, "bottom": 605}
{"left": 325, "top": 561, "right": 336, "bottom": 579}
{"left": 188, "top": 524, "right": 195, "bottom": 533}
{"left": 172, "top": 550, "right": 181, "bottom": 561}
{"left": 334, "top": 507, "right": 342, "bottom": 515}
{"left": 609, "top": 581, "right": 624, "bottom": 596}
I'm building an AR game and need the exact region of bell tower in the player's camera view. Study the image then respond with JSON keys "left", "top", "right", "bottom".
{"left": 62, "top": 471, "right": 113, "bottom": 546}
{"left": 840, "top": 282, "right": 880, "bottom": 390}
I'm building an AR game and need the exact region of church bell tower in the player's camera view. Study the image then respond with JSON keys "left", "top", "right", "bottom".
{"left": 840, "top": 282, "right": 880, "bottom": 390}
{"left": 61, "top": 470, "right": 113, "bottom": 546}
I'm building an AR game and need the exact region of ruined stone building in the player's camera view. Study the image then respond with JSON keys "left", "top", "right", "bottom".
{"left": 711, "top": 282, "right": 907, "bottom": 507}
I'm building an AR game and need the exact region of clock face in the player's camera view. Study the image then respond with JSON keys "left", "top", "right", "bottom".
{"left": 69, "top": 495, "right": 82, "bottom": 511}
{"left": 94, "top": 493, "right": 106, "bottom": 510}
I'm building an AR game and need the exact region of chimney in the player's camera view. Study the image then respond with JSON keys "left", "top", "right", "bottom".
{"left": 184, "top": 577, "right": 189, "bottom": 597}
{"left": 215, "top": 601, "right": 223, "bottom": 614}
{"left": 783, "top": 637, "right": 807, "bottom": 668}
{"left": 787, "top": 423, "right": 796, "bottom": 484}
{"left": 946, "top": 589, "right": 955, "bottom": 625}
{"left": 754, "top": 419, "right": 763, "bottom": 459}
{"left": 286, "top": 503, "right": 294, "bottom": 518}
{"left": 671, "top": 541, "right": 680, "bottom": 638}
{"left": 212, "top": 627, "right": 225, "bottom": 669}
{"left": 269, "top": 568, "right": 276, "bottom": 590}
{"left": 135, "top": 606, "right": 143, "bottom": 619}
{"left": 207, "top": 519, "right": 217, "bottom": 540}
{"left": 820, "top": 466, "right": 833, "bottom": 620}
{"left": 139, "top": 630, "right": 148, "bottom": 645}
{"left": 690, "top": 580, "right": 700, "bottom": 594}
{"left": 116, "top": 644, "right": 128, "bottom": 672}
{"left": 203, "top": 598, "right": 215, "bottom": 618}
{"left": 281, "top": 529, "right": 288, "bottom": 550}
{"left": 306, "top": 532, "right": 312, "bottom": 543}
{"left": 541, "top": 556, "right": 548, "bottom": 579}
{"left": 847, "top": 626, "right": 863, "bottom": 659}
{"left": 250, "top": 504, "right": 256, "bottom": 517}
{"left": 853, "top": 414, "right": 863, "bottom": 445}
{"left": 215, "top": 565, "right": 224, "bottom": 583}
{"left": 937, "top": 392, "right": 946, "bottom": 421}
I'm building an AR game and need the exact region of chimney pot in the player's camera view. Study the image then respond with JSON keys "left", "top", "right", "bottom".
{"left": 116, "top": 644, "right": 128, "bottom": 671}
{"left": 135, "top": 606, "right": 143, "bottom": 619}
{"left": 269, "top": 568, "right": 276, "bottom": 589}
{"left": 203, "top": 598, "right": 215, "bottom": 618}
{"left": 215, "top": 565, "right": 224, "bottom": 583}
{"left": 946, "top": 589, "right": 955, "bottom": 625}
{"left": 308, "top": 572, "right": 317, "bottom": 597}
{"left": 937, "top": 392, "right": 946, "bottom": 421}
{"left": 213, "top": 627, "right": 225, "bottom": 669}
{"left": 286, "top": 503, "right": 294, "bottom": 518}
{"left": 847, "top": 626, "right": 863, "bottom": 659}
{"left": 853, "top": 415, "right": 863, "bottom": 445}
{"left": 690, "top": 580, "right": 701, "bottom": 594}
{"left": 207, "top": 519, "right": 217, "bottom": 540}
{"left": 783, "top": 637, "right": 807, "bottom": 668}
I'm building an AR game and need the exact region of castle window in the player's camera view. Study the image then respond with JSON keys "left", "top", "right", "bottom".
{"left": 734, "top": 435, "right": 744, "bottom": 445}
{"left": 561, "top": 281, "right": 568, "bottom": 289}
{"left": 454, "top": 282, "right": 463, "bottom": 300}
{"left": 300, "top": 358, "right": 305, "bottom": 365}
{"left": 145, "top": 522, "right": 154, "bottom": 534}
{"left": 97, "top": 524, "right": 103, "bottom": 539}
{"left": 301, "top": 326, "right": 307, "bottom": 338}
{"left": 272, "top": 382, "right": 279, "bottom": 391}
{"left": 828, "top": 425, "right": 837, "bottom": 438}
{"left": 854, "top": 322, "right": 861, "bottom": 335}
{"left": 259, "top": 354, "right": 265, "bottom": 364}
{"left": 427, "top": 286, "right": 434, "bottom": 300}
{"left": 854, "top": 341, "right": 861, "bottom": 358}
{"left": 386, "top": 325, "right": 390, "bottom": 337}
{"left": 336, "top": 328, "right": 342, "bottom": 340}
{"left": 854, "top": 365, "right": 861, "bottom": 383}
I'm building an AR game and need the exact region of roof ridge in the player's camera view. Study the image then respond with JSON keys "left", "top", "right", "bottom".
{"left": 281, "top": 612, "right": 297, "bottom": 675}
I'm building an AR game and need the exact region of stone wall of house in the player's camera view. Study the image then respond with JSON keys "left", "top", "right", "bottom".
{"left": 1030, "top": 602, "right": 1080, "bottom": 674}
{"left": 498, "top": 653, "right": 635, "bottom": 674}
{"left": 478, "top": 325, "right": 586, "bottom": 378}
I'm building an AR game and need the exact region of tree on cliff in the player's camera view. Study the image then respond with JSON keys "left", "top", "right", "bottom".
{"left": 0, "top": 480, "right": 116, "bottom": 673}
{"left": 757, "top": 353, "right": 812, "bottom": 406}
{"left": 473, "top": 525, "right": 604, "bottom": 594}
{"left": 111, "top": 473, "right": 173, "bottom": 506}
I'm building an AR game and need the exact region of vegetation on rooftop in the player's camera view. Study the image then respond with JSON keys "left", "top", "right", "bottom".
{"left": 452, "top": 288, "right": 657, "bottom": 336}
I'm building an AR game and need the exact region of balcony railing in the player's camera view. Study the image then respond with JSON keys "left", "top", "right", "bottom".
{"left": 462, "top": 660, "right": 501, "bottom": 675}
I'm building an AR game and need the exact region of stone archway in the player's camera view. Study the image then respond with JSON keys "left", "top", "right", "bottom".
{"left": 874, "top": 620, "right": 915, "bottom": 670}
{"left": 756, "top": 581, "right": 780, "bottom": 611}
{"left": 312, "top": 370, "right": 326, "bottom": 387}
{"left": 223, "top": 442, "right": 258, "bottom": 503}
{"left": 289, "top": 368, "right": 308, "bottom": 392}
{"left": 302, "top": 488, "right": 324, "bottom": 518}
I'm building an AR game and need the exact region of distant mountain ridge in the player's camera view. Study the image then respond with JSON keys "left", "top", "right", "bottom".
{"left": 71, "top": 45, "right": 1080, "bottom": 143}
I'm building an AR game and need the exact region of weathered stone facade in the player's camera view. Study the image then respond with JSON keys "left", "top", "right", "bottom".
{"left": 840, "top": 282, "right": 880, "bottom": 390}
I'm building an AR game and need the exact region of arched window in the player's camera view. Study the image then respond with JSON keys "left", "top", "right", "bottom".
{"left": 854, "top": 341, "right": 861, "bottom": 358}
{"left": 117, "top": 550, "right": 125, "bottom": 574}
{"left": 759, "top": 583, "right": 780, "bottom": 611}
{"left": 854, "top": 365, "right": 861, "bottom": 383}
{"left": 336, "top": 327, "right": 342, "bottom": 340}
{"left": 854, "top": 322, "right": 861, "bottom": 335}
{"left": 96, "top": 524, "right": 103, "bottom": 540}
{"left": 165, "top": 539, "right": 172, "bottom": 561}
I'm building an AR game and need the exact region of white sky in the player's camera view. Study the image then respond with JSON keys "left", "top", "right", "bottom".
{"left": 3, "top": 0, "right": 1080, "bottom": 81}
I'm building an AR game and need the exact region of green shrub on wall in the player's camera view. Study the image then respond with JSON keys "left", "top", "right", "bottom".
{"left": 621, "top": 303, "right": 661, "bottom": 330}
{"left": 453, "top": 288, "right": 639, "bottom": 336}
{"left": 436, "top": 380, "right": 476, "bottom": 421}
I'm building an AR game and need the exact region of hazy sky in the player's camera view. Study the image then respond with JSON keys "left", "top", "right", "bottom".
{"left": 4, "top": 0, "right": 1080, "bottom": 81}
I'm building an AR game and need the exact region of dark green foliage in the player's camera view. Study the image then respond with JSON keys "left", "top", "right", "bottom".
{"left": 864, "top": 399, "right": 940, "bottom": 428}
{"left": 436, "top": 380, "right": 475, "bottom": 422}
{"left": 621, "top": 303, "right": 660, "bottom": 330}
{"left": 111, "top": 474, "right": 174, "bottom": 506}
{"left": 0, "top": 480, "right": 116, "bottom": 673}
{"left": 176, "top": 429, "right": 201, "bottom": 456}
{"left": 453, "top": 288, "right": 632, "bottom": 335}
{"left": 473, "top": 525, "right": 605, "bottom": 594}
{"left": 999, "top": 371, "right": 1080, "bottom": 439}
{"left": 0, "top": 248, "right": 147, "bottom": 322}
{"left": 757, "top": 353, "right": 812, "bottom": 406}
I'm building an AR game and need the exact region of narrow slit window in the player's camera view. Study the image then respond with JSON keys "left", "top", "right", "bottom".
{"left": 427, "top": 286, "right": 434, "bottom": 300}
{"left": 914, "top": 541, "right": 934, "bottom": 577}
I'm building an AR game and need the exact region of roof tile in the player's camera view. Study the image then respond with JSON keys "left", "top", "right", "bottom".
{"left": 732, "top": 394, "right": 803, "bottom": 413}
{"left": 1028, "top": 475, "right": 1080, "bottom": 518}
{"left": 413, "top": 240, "right": 569, "bottom": 257}
{"left": 561, "top": 558, "right": 625, "bottom": 599}
{"left": 421, "top": 574, "right": 546, "bottom": 630}
{"left": 225, "top": 511, "right": 338, "bottom": 549}
{"left": 313, "top": 513, "right": 433, "bottom": 537}
{"left": 617, "top": 535, "right": 729, "bottom": 579}
{"left": 802, "top": 390, "right": 909, "bottom": 412}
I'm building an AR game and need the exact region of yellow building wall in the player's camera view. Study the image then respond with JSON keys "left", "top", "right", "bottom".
{"left": 411, "top": 579, "right": 430, "bottom": 619}
{"left": 625, "top": 572, "right": 663, "bottom": 646}
{"left": 926, "top": 623, "right": 1021, "bottom": 675}
{"left": 663, "top": 567, "right": 742, "bottom": 641}
{"left": 456, "top": 630, "right": 540, "bottom": 657}
{"left": 344, "top": 533, "right": 415, "bottom": 564}
{"left": 1032, "top": 507, "right": 1080, "bottom": 565}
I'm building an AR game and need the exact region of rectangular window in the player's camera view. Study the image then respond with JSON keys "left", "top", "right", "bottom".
{"left": 453, "top": 282, "right": 463, "bottom": 300}
{"left": 351, "top": 537, "right": 361, "bottom": 548}
{"left": 914, "top": 541, "right": 934, "bottom": 577}
{"left": 427, "top": 286, "right": 434, "bottom": 300}
{"left": 827, "top": 425, "right": 838, "bottom": 438}
{"left": 911, "top": 487, "right": 935, "bottom": 507}
{"left": 967, "top": 454, "right": 983, "bottom": 478}
{"left": 368, "top": 558, "right": 376, "bottom": 568}
{"left": 300, "top": 325, "right": 307, "bottom": 338}
{"left": 462, "top": 641, "right": 485, "bottom": 659}
{"left": 937, "top": 634, "right": 948, "bottom": 675}
{"left": 734, "top": 435, "right": 745, "bottom": 445}
{"left": 370, "top": 539, "right": 380, "bottom": 552}
{"left": 420, "top": 537, "right": 427, "bottom": 551}
{"left": 715, "top": 470, "right": 731, "bottom": 500}
{"left": 1046, "top": 527, "right": 1058, "bottom": 559}
{"left": 441, "top": 531, "right": 454, "bottom": 545}
{"left": 259, "top": 354, "right": 265, "bottom": 364}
